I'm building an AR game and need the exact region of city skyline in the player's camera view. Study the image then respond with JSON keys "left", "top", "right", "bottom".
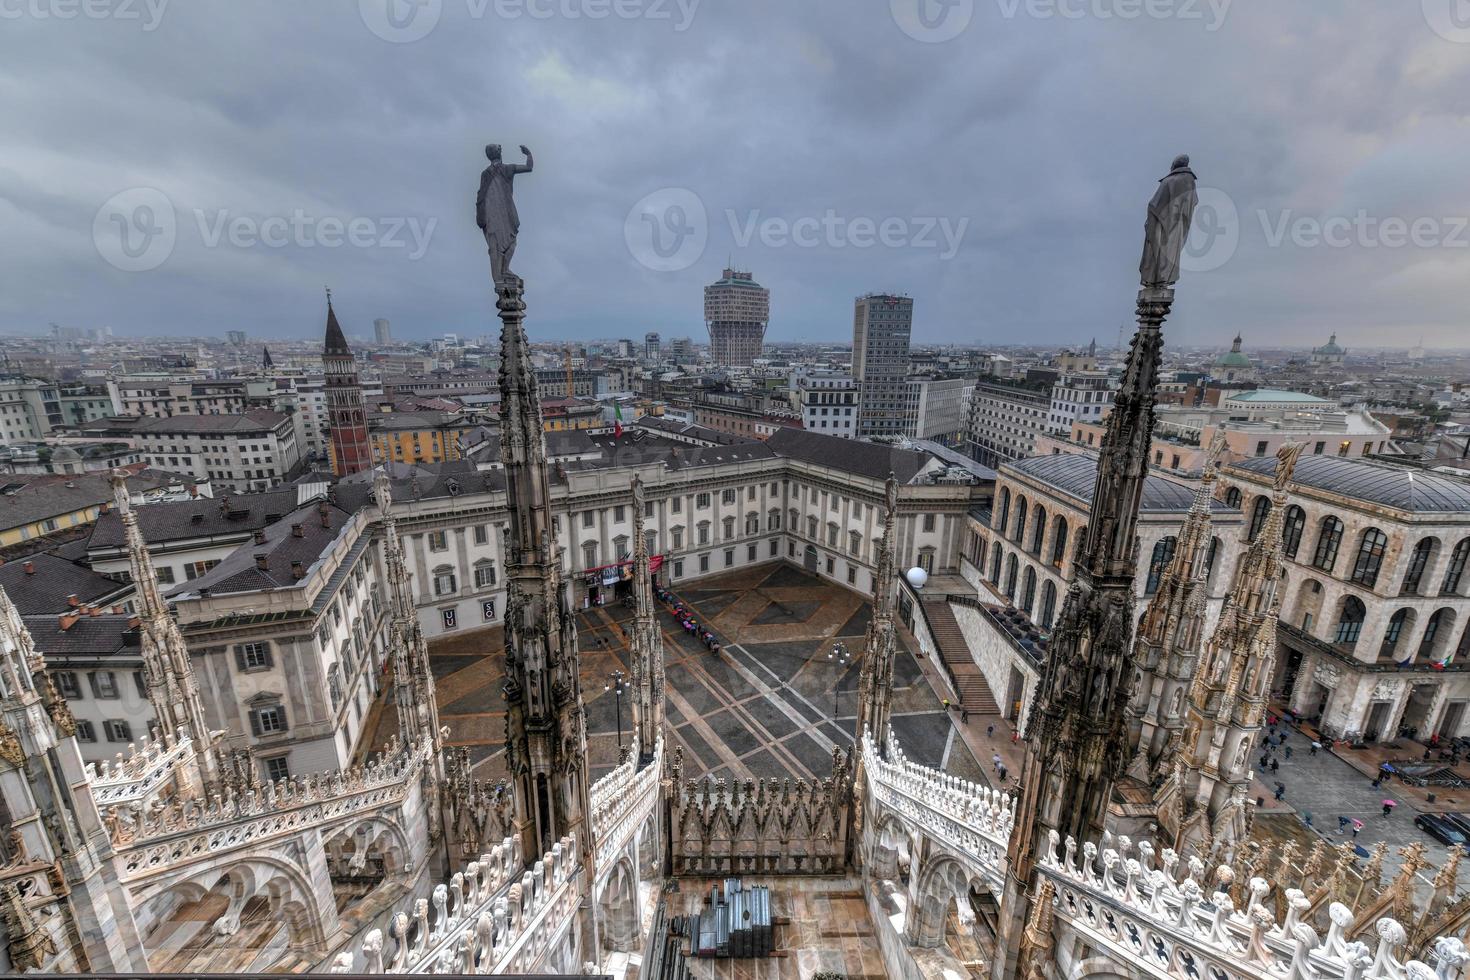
{"left": 6, "top": 4, "right": 1470, "bottom": 346}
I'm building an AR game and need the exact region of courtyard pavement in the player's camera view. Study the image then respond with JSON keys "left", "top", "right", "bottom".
{"left": 378, "top": 561, "right": 982, "bottom": 787}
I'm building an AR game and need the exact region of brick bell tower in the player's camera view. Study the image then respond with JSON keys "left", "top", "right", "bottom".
{"left": 323, "top": 290, "right": 372, "bottom": 476}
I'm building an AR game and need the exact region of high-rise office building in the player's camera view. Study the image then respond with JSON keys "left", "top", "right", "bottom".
{"left": 704, "top": 268, "right": 769, "bottom": 368}
{"left": 852, "top": 293, "right": 914, "bottom": 439}
{"left": 374, "top": 318, "right": 392, "bottom": 345}
{"left": 644, "top": 331, "right": 661, "bottom": 360}
{"left": 668, "top": 337, "right": 694, "bottom": 362}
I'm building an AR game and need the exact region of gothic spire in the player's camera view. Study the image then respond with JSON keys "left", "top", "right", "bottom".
{"left": 495, "top": 279, "right": 592, "bottom": 864}
{"left": 628, "top": 475, "right": 664, "bottom": 767}
{"left": 375, "top": 469, "right": 442, "bottom": 758}
{"left": 855, "top": 474, "right": 900, "bottom": 751}
{"left": 110, "top": 469, "right": 220, "bottom": 789}
{"left": 995, "top": 158, "right": 1199, "bottom": 980}
{"left": 323, "top": 289, "right": 349, "bottom": 356}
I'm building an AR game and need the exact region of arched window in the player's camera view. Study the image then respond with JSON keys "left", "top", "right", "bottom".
{"left": 1441, "top": 538, "right": 1470, "bottom": 595}
{"left": 1050, "top": 516, "right": 1068, "bottom": 568}
{"left": 990, "top": 541, "right": 1003, "bottom": 584}
{"left": 1145, "top": 536, "right": 1177, "bottom": 595}
{"left": 1205, "top": 536, "right": 1221, "bottom": 583}
{"left": 1334, "top": 596, "right": 1366, "bottom": 647}
{"left": 1401, "top": 538, "right": 1437, "bottom": 595}
{"left": 1312, "top": 516, "right": 1344, "bottom": 572}
{"left": 1420, "top": 608, "right": 1455, "bottom": 662}
{"left": 1247, "top": 496, "right": 1272, "bottom": 542}
{"left": 1029, "top": 506, "right": 1047, "bottom": 556}
{"left": 1281, "top": 505, "right": 1306, "bottom": 559}
{"left": 995, "top": 487, "right": 1011, "bottom": 535}
{"left": 1020, "top": 566, "right": 1037, "bottom": 614}
{"left": 1349, "top": 528, "right": 1388, "bottom": 587}
{"left": 1013, "top": 497, "right": 1028, "bottom": 543}
{"left": 1380, "top": 608, "right": 1412, "bottom": 660}
{"left": 1039, "top": 580, "right": 1058, "bottom": 629}
{"left": 1004, "top": 554, "right": 1018, "bottom": 600}
{"left": 1224, "top": 486, "right": 1242, "bottom": 509}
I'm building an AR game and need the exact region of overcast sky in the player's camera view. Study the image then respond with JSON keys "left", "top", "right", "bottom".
{"left": 3, "top": 0, "right": 1470, "bottom": 349}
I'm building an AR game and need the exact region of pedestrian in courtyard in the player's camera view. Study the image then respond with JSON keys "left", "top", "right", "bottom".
{"left": 987, "top": 723, "right": 995, "bottom": 739}
{"left": 960, "top": 708, "right": 969, "bottom": 724}
{"left": 993, "top": 752, "right": 1001, "bottom": 772}
{"left": 1270, "top": 758, "right": 1280, "bottom": 773}
{"left": 1311, "top": 740, "right": 1321, "bottom": 756}
{"left": 1338, "top": 815, "right": 1350, "bottom": 834}
{"left": 1284, "top": 745, "right": 1293, "bottom": 760}
{"left": 1351, "top": 818, "right": 1363, "bottom": 838}
{"left": 1274, "top": 782, "right": 1286, "bottom": 801}
{"left": 1382, "top": 799, "right": 1396, "bottom": 817}
{"left": 1260, "top": 753, "right": 1269, "bottom": 770}
{"left": 998, "top": 764, "right": 1008, "bottom": 782}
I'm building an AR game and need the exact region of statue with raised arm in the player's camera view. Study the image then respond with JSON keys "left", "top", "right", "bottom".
{"left": 477, "top": 143, "right": 533, "bottom": 286}
{"left": 1139, "top": 154, "right": 1198, "bottom": 288}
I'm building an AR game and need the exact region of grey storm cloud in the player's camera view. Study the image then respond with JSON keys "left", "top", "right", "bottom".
{"left": 2, "top": 0, "right": 1470, "bottom": 348}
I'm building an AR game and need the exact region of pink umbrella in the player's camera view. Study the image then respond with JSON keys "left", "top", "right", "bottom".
{"left": 1381, "top": 799, "right": 1397, "bottom": 808}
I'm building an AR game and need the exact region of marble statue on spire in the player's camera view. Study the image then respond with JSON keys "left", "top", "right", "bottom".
{"left": 1140, "top": 154, "right": 1198, "bottom": 288}
{"left": 477, "top": 142, "right": 533, "bottom": 285}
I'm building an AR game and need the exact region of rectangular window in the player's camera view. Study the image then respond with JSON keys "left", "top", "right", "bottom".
{"left": 722, "top": 488, "right": 736, "bottom": 505}
{"left": 156, "top": 566, "right": 176, "bottom": 584}
{"left": 725, "top": 548, "right": 734, "bottom": 566}
{"left": 672, "top": 497, "right": 682, "bottom": 513}
{"left": 482, "top": 599, "right": 497, "bottom": 621}
{"left": 264, "top": 756, "right": 290, "bottom": 782}
{"left": 428, "top": 530, "right": 448, "bottom": 551}
{"left": 236, "top": 642, "right": 272, "bottom": 671}
{"left": 91, "top": 671, "right": 119, "bottom": 699}
{"left": 673, "top": 559, "right": 684, "bottom": 578}
{"left": 56, "top": 670, "right": 82, "bottom": 699}
{"left": 475, "top": 563, "right": 497, "bottom": 588}
{"left": 697, "top": 492, "right": 711, "bottom": 509}
{"left": 473, "top": 524, "right": 489, "bottom": 545}
{"left": 614, "top": 505, "right": 626, "bottom": 521}
{"left": 441, "top": 608, "right": 457, "bottom": 631}
{"left": 747, "top": 543, "right": 757, "bottom": 562}
{"left": 103, "top": 719, "right": 131, "bottom": 743}
{"left": 582, "top": 511, "right": 595, "bottom": 528}
{"left": 75, "top": 719, "right": 96, "bottom": 742}
{"left": 923, "top": 514, "right": 936, "bottom": 533}
{"left": 699, "top": 554, "right": 710, "bottom": 573}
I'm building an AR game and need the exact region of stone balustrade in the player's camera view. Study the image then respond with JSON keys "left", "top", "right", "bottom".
{"left": 591, "top": 739, "right": 662, "bottom": 877}
{"left": 107, "top": 736, "right": 429, "bottom": 882}
{"left": 86, "top": 727, "right": 195, "bottom": 806}
{"left": 1036, "top": 828, "right": 1470, "bottom": 980}
{"left": 334, "top": 832, "right": 581, "bottom": 975}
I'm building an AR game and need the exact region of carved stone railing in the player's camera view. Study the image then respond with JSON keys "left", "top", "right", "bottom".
{"left": 862, "top": 727, "right": 1013, "bottom": 889}
{"left": 108, "top": 736, "right": 429, "bottom": 883}
{"left": 590, "top": 739, "right": 662, "bottom": 880}
{"left": 87, "top": 726, "right": 195, "bottom": 807}
{"left": 336, "top": 832, "right": 581, "bottom": 975}
{"left": 1035, "top": 828, "right": 1470, "bottom": 980}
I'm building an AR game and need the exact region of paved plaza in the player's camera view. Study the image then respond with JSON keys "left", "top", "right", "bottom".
{"left": 388, "top": 561, "right": 982, "bottom": 786}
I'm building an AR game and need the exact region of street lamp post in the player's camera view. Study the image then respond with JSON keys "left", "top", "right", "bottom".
{"left": 828, "top": 642, "right": 849, "bottom": 720}
{"left": 605, "top": 670, "right": 627, "bottom": 750}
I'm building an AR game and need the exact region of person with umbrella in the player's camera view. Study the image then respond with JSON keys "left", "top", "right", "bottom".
{"left": 1351, "top": 818, "right": 1364, "bottom": 838}
{"left": 1382, "top": 799, "right": 1397, "bottom": 817}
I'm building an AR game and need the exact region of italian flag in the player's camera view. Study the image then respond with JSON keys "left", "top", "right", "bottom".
{"left": 614, "top": 402, "right": 624, "bottom": 438}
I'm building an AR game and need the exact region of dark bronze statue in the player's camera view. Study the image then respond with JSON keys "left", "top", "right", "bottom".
{"left": 477, "top": 143, "right": 533, "bottom": 285}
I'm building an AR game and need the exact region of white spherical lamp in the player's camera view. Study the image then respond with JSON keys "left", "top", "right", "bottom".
{"left": 905, "top": 566, "right": 929, "bottom": 590}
